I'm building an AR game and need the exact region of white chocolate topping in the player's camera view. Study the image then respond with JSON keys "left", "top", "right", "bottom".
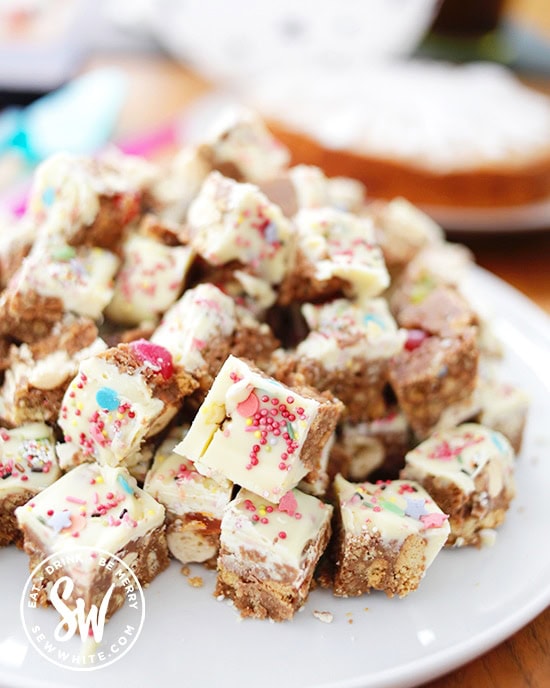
{"left": 298, "top": 297, "right": 405, "bottom": 369}
{"left": 0, "top": 423, "right": 60, "bottom": 498}
{"left": 220, "top": 487, "right": 332, "bottom": 581}
{"left": 29, "top": 150, "right": 156, "bottom": 241}
{"left": 15, "top": 462, "right": 165, "bottom": 564}
{"left": 403, "top": 423, "right": 515, "bottom": 497}
{"left": 205, "top": 107, "right": 290, "bottom": 183}
{"left": 294, "top": 207, "right": 389, "bottom": 300}
{"left": 152, "top": 146, "right": 212, "bottom": 224}
{"left": 187, "top": 171, "right": 292, "bottom": 286}
{"left": 13, "top": 240, "right": 119, "bottom": 320}
{"left": 289, "top": 165, "right": 329, "bottom": 209}
{"left": 106, "top": 233, "right": 194, "bottom": 326}
{"left": 326, "top": 176, "right": 366, "bottom": 213}
{"left": 58, "top": 356, "right": 165, "bottom": 468}
{"left": 176, "top": 355, "right": 321, "bottom": 503}
{"left": 369, "top": 197, "right": 443, "bottom": 265}
{"left": 334, "top": 475, "right": 450, "bottom": 569}
{"left": 152, "top": 283, "right": 238, "bottom": 372}
{"left": 144, "top": 433, "right": 232, "bottom": 519}
{"left": 2, "top": 336, "right": 106, "bottom": 403}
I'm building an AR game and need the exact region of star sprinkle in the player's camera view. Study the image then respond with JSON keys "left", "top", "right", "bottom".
{"left": 46, "top": 510, "right": 73, "bottom": 533}
{"left": 404, "top": 496, "right": 429, "bottom": 519}
{"left": 420, "top": 513, "right": 449, "bottom": 529}
{"left": 278, "top": 490, "right": 298, "bottom": 517}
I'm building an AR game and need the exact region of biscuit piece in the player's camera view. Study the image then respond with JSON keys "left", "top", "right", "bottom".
{"left": 176, "top": 355, "right": 343, "bottom": 503}
{"left": 57, "top": 340, "right": 196, "bottom": 469}
{"left": 149, "top": 147, "right": 212, "bottom": 224}
{"left": 333, "top": 410, "right": 410, "bottom": 482}
{"left": 388, "top": 328, "right": 479, "bottom": 439}
{"left": 368, "top": 197, "right": 443, "bottom": 272}
{"left": 201, "top": 108, "right": 290, "bottom": 183}
{"left": 151, "top": 283, "right": 279, "bottom": 404}
{"left": 279, "top": 207, "right": 389, "bottom": 305}
{"left": 400, "top": 423, "right": 515, "bottom": 547}
{"left": 0, "top": 423, "right": 61, "bottom": 547}
{"left": 1, "top": 316, "right": 105, "bottom": 425}
{"left": 16, "top": 462, "right": 169, "bottom": 617}
{"left": 332, "top": 475, "right": 449, "bottom": 598}
{"left": 0, "top": 215, "right": 36, "bottom": 289}
{"left": 187, "top": 171, "right": 292, "bottom": 308}
{"left": 215, "top": 487, "right": 332, "bottom": 621}
{"left": 105, "top": 231, "right": 194, "bottom": 326}
{"left": 0, "top": 240, "right": 119, "bottom": 342}
{"left": 28, "top": 150, "right": 156, "bottom": 250}
{"left": 275, "top": 298, "right": 405, "bottom": 421}
{"left": 476, "top": 380, "right": 529, "bottom": 455}
{"left": 144, "top": 431, "right": 233, "bottom": 566}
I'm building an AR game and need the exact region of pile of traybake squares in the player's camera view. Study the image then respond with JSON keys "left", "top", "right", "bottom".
{"left": 0, "top": 110, "right": 527, "bottom": 621}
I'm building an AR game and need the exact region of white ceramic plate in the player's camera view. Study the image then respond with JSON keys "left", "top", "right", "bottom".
{"left": 421, "top": 198, "right": 550, "bottom": 233}
{"left": 1, "top": 267, "right": 549, "bottom": 688}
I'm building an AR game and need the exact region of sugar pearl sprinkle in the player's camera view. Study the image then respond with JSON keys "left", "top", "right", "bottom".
{"left": 242, "top": 491, "right": 303, "bottom": 542}
{"left": 0, "top": 432, "right": 53, "bottom": 483}
{"left": 346, "top": 482, "right": 449, "bottom": 531}
{"left": 33, "top": 471, "right": 142, "bottom": 539}
{"left": 229, "top": 380, "right": 308, "bottom": 472}
{"left": 61, "top": 371, "right": 139, "bottom": 457}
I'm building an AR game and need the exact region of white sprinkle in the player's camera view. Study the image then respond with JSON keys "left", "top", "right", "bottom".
{"left": 479, "top": 528, "right": 497, "bottom": 548}
{"left": 313, "top": 610, "right": 334, "bottom": 624}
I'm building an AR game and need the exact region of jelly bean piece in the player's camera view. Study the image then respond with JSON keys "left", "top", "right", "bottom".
{"left": 404, "top": 329, "right": 428, "bottom": 352}
{"left": 131, "top": 339, "right": 174, "bottom": 379}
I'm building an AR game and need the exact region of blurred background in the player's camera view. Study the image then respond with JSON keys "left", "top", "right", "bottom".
{"left": 0, "top": 0, "right": 550, "bottom": 289}
{"left": 2, "top": 0, "right": 550, "bottom": 98}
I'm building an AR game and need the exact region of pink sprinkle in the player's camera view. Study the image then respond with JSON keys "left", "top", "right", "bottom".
{"left": 236, "top": 390, "right": 260, "bottom": 418}
{"left": 66, "top": 496, "right": 86, "bottom": 505}
{"left": 278, "top": 531, "right": 287, "bottom": 539}
{"left": 279, "top": 491, "right": 298, "bottom": 517}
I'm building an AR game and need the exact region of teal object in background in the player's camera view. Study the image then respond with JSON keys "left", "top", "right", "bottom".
{"left": 0, "top": 68, "right": 127, "bottom": 163}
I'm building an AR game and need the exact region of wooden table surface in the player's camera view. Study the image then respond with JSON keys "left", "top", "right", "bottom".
{"left": 85, "top": 53, "right": 550, "bottom": 688}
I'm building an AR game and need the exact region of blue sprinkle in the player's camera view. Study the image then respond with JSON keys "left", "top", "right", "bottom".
{"left": 491, "top": 432, "right": 507, "bottom": 454}
{"left": 264, "top": 221, "right": 279, "bottom": 244}
{"left": 404, "top": 496, "right": 428, "bottom": 520}
{"left": 436, "top": 366, "right": 448, "bottom": 379}
{"left": 117, "top": 473, "right": 134, "bottom": 495}
{"left": 96, "top": 387, "right": 119, "bottom": 411}
{"left": 42, "top": 187, "right": 55, "bottom": 207}
{"left": 363, "top": 313, "right": 386, "bottom": 329}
